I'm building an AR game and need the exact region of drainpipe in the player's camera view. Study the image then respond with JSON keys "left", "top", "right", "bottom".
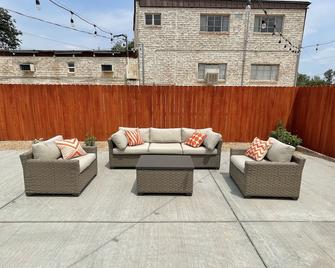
{"left": 241, "top": 0, "right": 251, "bottom": 86}
{"left": 138, "top": 43, "right": 145, "bottom": 85}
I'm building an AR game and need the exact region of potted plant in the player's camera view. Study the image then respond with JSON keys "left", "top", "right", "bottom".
{"left": 84, "top": 134, "right": 97, "bottom": 147}
{"left": 270, "top": 122, "right": 302, "bottom": 147}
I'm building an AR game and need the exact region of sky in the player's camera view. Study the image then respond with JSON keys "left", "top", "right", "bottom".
{"left": 0, "top": 0, "right": 334, "bottom": 77}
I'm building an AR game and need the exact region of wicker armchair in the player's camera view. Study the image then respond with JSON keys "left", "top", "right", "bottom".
{"left": 20, "top": 146, "right": 97, "bottom": 196}
{"left": 229, "top": 148, "right": 305, "bottom": 200}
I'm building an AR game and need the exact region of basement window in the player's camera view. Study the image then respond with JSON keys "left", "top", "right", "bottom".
{"left": 101, "top": 64, "right": 113, "bottom": 72}
{"left": 20, "top": 63, "right": 35, "bottom": 72}
{"left": 67, "top": 62, "right": 75, "bottom": 73}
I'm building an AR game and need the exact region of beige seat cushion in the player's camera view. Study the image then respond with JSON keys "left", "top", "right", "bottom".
{"left": 231, "top": 155, "right": 266, "bottom": 173}
{"left": 181, "top": 143, "right": 217, "bottom": 155}
{"left": 113, "top": 143, "right": 150, "bottom": 155}
{"left": 148, "top": 143, "right": 182, "bottom": 154}
{"left": 266, "top": 137, "right": 295, "bottom": 162}
{"left": 32, "top": 135, "right": 63, "bottom": 160}
{"left": 72, "top": 153, "right": 96, "bottom": 173}
{"left": 119, "top": 127, "right": 150, "bottom": 142}
{"left": 181, "top": 128, "right": 212, "bottom": 142}
{"left": 150, "top": 128, "right": 181, "bottom": 143}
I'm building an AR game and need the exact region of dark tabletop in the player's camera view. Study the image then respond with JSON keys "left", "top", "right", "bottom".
{"left": 136, "top": 155, "right": 194, "bottom": 170}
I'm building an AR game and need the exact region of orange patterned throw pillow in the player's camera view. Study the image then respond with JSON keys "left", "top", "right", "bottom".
{"left": 245, "top": 137, "right": 272, "bottom": 161}
{"left": 125, "top": 129, "right": 144, "bottom": 146}
{"left": 185, "top": 131, "right": 207, "bottom": 148}
{"left": 55, "top": 138, "right": 87, "bottom": 159}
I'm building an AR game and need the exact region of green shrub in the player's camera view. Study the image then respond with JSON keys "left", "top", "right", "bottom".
{"left": 270, "top": 122, "right": 302, "bottom": 147}
{"left": 84, "top": 134, "right": 96, "bottom": 146}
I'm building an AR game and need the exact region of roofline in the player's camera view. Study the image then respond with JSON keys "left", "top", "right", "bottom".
{"left": 0, "top": 50, "right": 138, "bottom": 58}
{"left": 135, "top": 0, "right": 311, "bottom": 9}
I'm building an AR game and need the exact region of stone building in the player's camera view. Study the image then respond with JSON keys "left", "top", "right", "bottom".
{"left": 134, "top": 0, "right": 310, "bottom": 86}
{"left": 0, "top": 50, "right": 139, "bottom": 84}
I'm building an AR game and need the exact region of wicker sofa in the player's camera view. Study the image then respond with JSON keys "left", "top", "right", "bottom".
{"left": 20, "top": 146, "right": 97, "bottom": 196}
{"left": 229, "top": 148, "right": 305, "bottom": 199}
{"left": 108, "top": 127, "right": 222, "bottom": 169}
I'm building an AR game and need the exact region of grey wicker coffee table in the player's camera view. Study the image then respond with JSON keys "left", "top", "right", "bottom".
{"left": 136, "top": 155, "right": 194, "bottom": 195}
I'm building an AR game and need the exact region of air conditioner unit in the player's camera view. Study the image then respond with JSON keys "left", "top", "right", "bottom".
{"left": 29, "top": 64, "right": 35, "bottom": 72}
{"left": 205, "top": 69, "right": 219, "bottom": 84}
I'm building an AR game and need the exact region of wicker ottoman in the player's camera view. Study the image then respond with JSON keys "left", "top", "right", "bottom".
{"left": 136, "top": 155, "right": 194, "bottom": 195}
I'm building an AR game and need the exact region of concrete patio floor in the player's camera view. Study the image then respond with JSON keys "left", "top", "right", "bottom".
{"left": 0, "top": 149, "right": 334, "bottom": 267}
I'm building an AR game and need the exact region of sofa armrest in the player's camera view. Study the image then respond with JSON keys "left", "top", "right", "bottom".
{"left": 20, "top": 150, "right": 34, "bottom": 178}
{"left": 230, "top": 148, "right": 247, "bottom": 156}
{"left": 216, "top": 140, "right": 223, "bottom": 154}
{"left": 83, "top": 146, "right": 97, "bottom": 155}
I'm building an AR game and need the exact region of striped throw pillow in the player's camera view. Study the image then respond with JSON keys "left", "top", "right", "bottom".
{"left": 55, "top": 138, "right": 87, "bottom": 159}
{"left": 125, "top": 129, "right": 144, "bottom": 146}
{"left": 185, "top": 131, "right": 207, "bottom": 148}
{"left": 245, "top": 137, "right": 272, "bottom": 161}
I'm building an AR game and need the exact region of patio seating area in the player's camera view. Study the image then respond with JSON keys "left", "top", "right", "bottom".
{"left": 0, "top": 147, "right": 334, "bottom": 267}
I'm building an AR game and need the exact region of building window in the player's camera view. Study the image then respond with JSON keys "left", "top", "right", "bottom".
{"left": 101, "top": 64, "right": 113, "bottom": 72}
{"left": 145, "top": 13, "right": 161, "bottom": 26}
{"left": 67, "top": 62, "right": 75, "bottom": 73}
{"left": 200, "top": 15, "right": 229, "bottom": 32}
{"left": 251, "top": 64, "right": 279, "bottom": 81}
{"left": 198, "top": 63, "right": 227, "bottom": 80}
{"left": 254, "top": 16, "right": 283, "bottom": 33}
{"left": 19, "top": 63, "right": 34, "bottom": 71}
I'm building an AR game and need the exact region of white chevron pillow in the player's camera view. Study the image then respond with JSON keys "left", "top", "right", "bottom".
{"left": 55, "top": 138, "right": 87, "bottom": 159}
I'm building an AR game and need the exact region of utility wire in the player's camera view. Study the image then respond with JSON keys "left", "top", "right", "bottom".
{"left": 21, "top": 31, "right": 93, "bottom": 49}
{"left": 4, "top": 8, "right": 110, "bottom": 40}
{"left": 47, "top": 0, "right": 113, "bottom": 35}
{"left": 302, "top": 40, "right": 335, "bottom": 49}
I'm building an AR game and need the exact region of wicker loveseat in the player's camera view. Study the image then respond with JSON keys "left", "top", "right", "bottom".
{"left": 108, "top": 127, "right": 222, "bottom": 169}
{"left": 20, "top": 146, "right": 97, "bottom": 196}
{"left": 229, "top": 148, "right": 305, "bottom": 199}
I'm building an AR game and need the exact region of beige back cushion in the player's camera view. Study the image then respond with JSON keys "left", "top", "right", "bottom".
{"left": 181, "top": 128, "right": 212, "bottom": 142}
{"left": 150, "top": 128, "right": 182, "bottom": 143}
{"left": 119, "top": 127, "right": 150, "bottom": 142}
{"left": 266, "top": 137, "right": 296, "bottom": 162}
{"left": 32, "top": 135, "right": 63, "bottom": 160}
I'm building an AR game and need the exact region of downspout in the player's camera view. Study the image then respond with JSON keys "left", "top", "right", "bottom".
{"left": 241, "top": 0, "right": 251, "bottom": 86}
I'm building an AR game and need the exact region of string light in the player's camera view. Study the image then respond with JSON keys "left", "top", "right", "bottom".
{"left": 93, "top": 25, "right": 97, "bottom": 36}
{"left": 70, "top": 11, "right": 74, "bottom": 27}
{"left": 35, "top": 0, "right": 41, "bottom": 10}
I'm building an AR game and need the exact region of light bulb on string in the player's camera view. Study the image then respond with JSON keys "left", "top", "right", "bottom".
{"left": 70, "top": 11, "right": 75, "bottom": 28}
{"left": 93, "top": 25, "right": 97, "bottom": 37}
{"left": 36, "top": 0, "right": 41, "bottom": 10}
{"left": 316, "top": 44, "right": 319, "bottom": 52}
{"left": 261, "top": 20, "right": 267, "bottom": 30}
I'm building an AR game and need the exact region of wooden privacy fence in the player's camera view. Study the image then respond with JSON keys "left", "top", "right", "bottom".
{"left": 0, "top": 84, "right": 334, "bottom": 157}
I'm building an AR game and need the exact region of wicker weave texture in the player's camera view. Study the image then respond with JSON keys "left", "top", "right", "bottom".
{"left": 229, "top": 148, "right": 305, "bottom": 199}
{"left": 20, "top": 146, "right": 97, "bottom": 196}
{"left": 137, "top": 169, "right": 193, "bottom": 194}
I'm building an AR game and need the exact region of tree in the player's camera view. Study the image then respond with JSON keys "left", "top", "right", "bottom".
{"left": 0, "top": 8, "right": 22, "bottom": 50}
{"left": 297, "top": 68, "right": 335, "bottom": 86}
{"left": 324, "top": 69, "right": 334, "bottom": 84}
{"left": 111, "top": 39, "right": 134, "bottom": 52}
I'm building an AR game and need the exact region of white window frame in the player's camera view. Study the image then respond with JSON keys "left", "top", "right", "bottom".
{"left": 67, "top": 62, "right": 75, "bottom": 73}
{"left": 200, "top": 14, "right": 230, "bottom": 33}
{"left": 254, "top": 15, "right": 284, "bottom": 33}
{"left": 19, "top": 63, "right": 34, "bottom": 72}
{"left": 250, "top": 64, "right": 279, "bottom": 81}
{"left": 145, "top": 13, "right": 161, "bottom": 26}
{"left": 198, "top": 63, "right": 227, "bottom": 81}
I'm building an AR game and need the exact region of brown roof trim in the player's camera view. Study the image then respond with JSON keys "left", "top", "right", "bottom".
{"left": 0, "top": 50, "right": 138, "bottom": 58}
{"left": 137, "top": 0, "right": 310, "bottom": 9}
